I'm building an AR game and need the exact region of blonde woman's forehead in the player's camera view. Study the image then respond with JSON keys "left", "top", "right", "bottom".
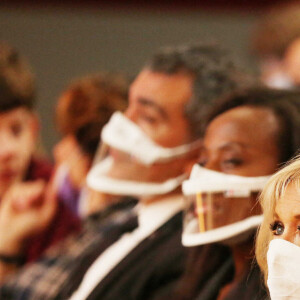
{"left": 277, "top": 180, "right": 300, "bottom": 206}
{"left": 275, "top": 182, "right": 300, "bottom": 225}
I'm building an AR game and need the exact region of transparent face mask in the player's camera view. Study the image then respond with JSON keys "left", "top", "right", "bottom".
{"left": 182, "top": 165, "right": 270, "bottom": 246}
{"left": 183, "top": 191, "right": 262, "bottom": 246}
{"left": 86, "top": 112, "right": 198, "bottom": 197}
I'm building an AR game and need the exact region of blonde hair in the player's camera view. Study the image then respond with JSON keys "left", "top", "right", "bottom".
{"left": 256, "top": 155, "right": 300, "bottom": 284}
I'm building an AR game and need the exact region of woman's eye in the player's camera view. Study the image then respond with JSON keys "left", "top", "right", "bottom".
{"left": 222, "top": 158, "right": 243, "bottom": 168}
{"left": 198, "top": 160, "right": 207, "bottom": 167}
{"left": 270, "top": 221, "right": 285, "bottom": 236}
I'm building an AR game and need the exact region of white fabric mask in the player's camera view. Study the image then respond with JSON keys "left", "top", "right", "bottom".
{"left": 182, "top": 164, "right": 270, "bottom": 246}
{"left": 101, "top": 111, "right": 200, "bottom": 165}
{"left": 267, "top": 239, "right": 300, "bottom": 300}
{"left": 86, "top": 111, "right": 199, "bottom": 197}
{"left": 87, "top": 156, "right": 187, "bottom": 197}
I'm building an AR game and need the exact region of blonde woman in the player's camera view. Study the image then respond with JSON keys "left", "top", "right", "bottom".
{"left": 256, "top": 156, "right": 300, "bottom": 299}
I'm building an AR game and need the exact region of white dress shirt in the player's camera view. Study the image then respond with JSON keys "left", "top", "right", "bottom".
{"left": 69, "top": 194, "right": 183, "bottom": 300}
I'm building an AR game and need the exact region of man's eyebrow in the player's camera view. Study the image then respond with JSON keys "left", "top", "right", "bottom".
{"left": 138, "top": 97, "right": 168, "bottom": 119}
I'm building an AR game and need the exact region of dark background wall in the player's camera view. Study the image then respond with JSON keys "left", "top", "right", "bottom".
{"left": 0, "top": 3, "right": 263, "bottom": 157}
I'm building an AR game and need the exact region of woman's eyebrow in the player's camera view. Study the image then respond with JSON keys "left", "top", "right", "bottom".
{"left": 219, "top": 142, "right": 246, "bottom": 152}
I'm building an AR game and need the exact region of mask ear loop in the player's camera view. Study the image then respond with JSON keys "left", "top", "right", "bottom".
{"left": 196, "top": 193, "right": 206, "bottom": 233}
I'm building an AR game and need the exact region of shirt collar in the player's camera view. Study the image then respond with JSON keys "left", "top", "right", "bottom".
{"left": 136, "top": 193, "right": 183, "bottom": 232}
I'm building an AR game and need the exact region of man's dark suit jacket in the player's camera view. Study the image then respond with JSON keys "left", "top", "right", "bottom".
{"left": 87, "top": 211, "right": 187, "bottom": 300}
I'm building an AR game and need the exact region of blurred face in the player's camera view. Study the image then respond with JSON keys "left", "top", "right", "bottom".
{"left": 0, "top": 107, "right": 37, "bottom": 197}
{"left": 260, "top": 57, "right": 293, "bottom": 89}
{"left": 199, "top": 106, "right": 280, "bottom": 228}
{"left": 108, "top": 69, "right": 198, "bottom": 183}
{"left": 270, "top": 182, "right": 300, "bottom": 246}
{"left": 126, "top": 69, "right": 193, "bottom": 147}
{"left": 284, "top": 38, "right": 300, "bottom": 85}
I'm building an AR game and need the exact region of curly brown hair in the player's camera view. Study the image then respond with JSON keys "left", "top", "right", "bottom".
{"left": 56, "top": 72, "right": 130, "bottom": 157}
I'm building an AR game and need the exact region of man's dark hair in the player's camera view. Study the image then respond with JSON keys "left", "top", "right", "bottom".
{"left": 252, "top": 2, "right": 300, "bottom": 60}
{"left": 146, "top": 42, "right": 249, "bottom": 138}
{"left": 203, "top": 86, "right": 300, "bottom": 164}
{"left": 0, "top": 42, "right": 35, "bottom": 112}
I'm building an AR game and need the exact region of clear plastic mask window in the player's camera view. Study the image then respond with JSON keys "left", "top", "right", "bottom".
{"left": 184, "top": 191, "right": 261, "bottom": 235}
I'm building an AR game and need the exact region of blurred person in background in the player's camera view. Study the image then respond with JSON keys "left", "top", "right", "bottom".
{"left": 53, "top": 73, "right": 129, "bottom": 217}
{"left": 170, "top": 87, "right": 300, "bottom": 300}
{"left": 0, "top": 42, "right": 246, "bottom": 300}
{"left": 0, "top": 42, "right": 64, "bottom": 277}
{"left": 0, "top": 42, "right": 51, "bottom": 200}
{"left": 0, "top": 72, "right": 129, "bottom": 283}
{"left": 256, "top": 156, "right": 300, "bottom": 299}
{"left": 252, "top": 1, "right": 300, "bottom": 89}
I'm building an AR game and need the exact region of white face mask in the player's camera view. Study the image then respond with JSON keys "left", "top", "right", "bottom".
{"left": 101, "top": 111, "right": 200, "bottom": 165}
{"left": 267, "top": 239, "right": 300, "bottom": 299}
{"left": 182, "top": 164, "right": 270, "bottom": 246}
{"left": 87, "top": 111, "right": 199, "bottom": 197}
{"left": 87, "top": 156, "right": 187, "bottom": 197}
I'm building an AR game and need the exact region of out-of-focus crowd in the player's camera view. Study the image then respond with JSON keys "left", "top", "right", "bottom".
{"left": 0, "top": 2, "right": 300, "bottom": 300}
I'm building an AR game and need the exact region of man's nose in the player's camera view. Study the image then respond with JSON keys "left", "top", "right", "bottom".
{"left": 124, "top": 107, "right": 137, "bottom": 123}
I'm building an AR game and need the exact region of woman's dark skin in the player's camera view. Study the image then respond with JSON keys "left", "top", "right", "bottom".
{"left": 199, "top": 105, "right": 280, "bottom": 299}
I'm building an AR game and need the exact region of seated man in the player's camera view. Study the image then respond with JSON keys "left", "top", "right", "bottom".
{"left": 0, "top": 43, "right": 246, "bottom": 300}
